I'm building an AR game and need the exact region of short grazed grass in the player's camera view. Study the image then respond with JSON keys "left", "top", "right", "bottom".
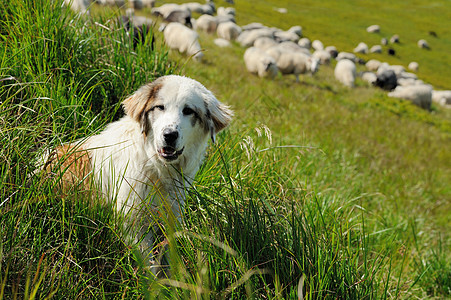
{"left": 1, "top": 0, "right": 450, "bottom": 299}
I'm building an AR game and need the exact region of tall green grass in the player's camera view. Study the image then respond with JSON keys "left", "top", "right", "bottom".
{"left": 1, "top": 0, "right": 450, "bottom": 298}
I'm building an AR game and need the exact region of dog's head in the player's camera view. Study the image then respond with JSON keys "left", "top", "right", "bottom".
{"left": 122, "top": 75, "right": 233, "bottom": 164}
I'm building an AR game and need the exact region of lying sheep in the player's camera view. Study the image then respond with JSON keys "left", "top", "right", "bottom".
{"left": 217, "top": 21, "right": 242, "bottom": 41}
{"left": 196, "top": 14, "right": 218, "bottom": 34}
{"left": 243, "top": 47, "right": 278, "bottom": 79}
{"left": 388, "top": 84, "right": 432, "bottom": 110}
{"left": 275, "top": 51, "right": 319, "bottom": 82}
{"left": 432, "top": 90, "right": 451, "bottom": 106}
{"left": 162, "top": 22, "right": 203, "bottom": 61}
{"left": 334, "top": 59, "right": 356, "bottom": 87}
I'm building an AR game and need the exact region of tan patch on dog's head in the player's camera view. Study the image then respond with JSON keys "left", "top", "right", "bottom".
{"left": 122, "top": 79, "right": 164, "bottom": 134}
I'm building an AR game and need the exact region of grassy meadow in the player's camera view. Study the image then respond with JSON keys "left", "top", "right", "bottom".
{"left": 1, "top": 0, "right": 450, "bottom": 299}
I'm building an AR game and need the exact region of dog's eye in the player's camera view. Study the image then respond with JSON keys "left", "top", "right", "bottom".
{"left": 151, "top": 105, "right": 164, "bottom": 111}
{"left": 183, "top": 107, "right": 196, "bottom": 116}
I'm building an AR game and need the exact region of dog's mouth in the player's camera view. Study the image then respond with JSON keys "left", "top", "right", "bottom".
{"left": 158, "top": 146, "right": 184, "bottom": 161}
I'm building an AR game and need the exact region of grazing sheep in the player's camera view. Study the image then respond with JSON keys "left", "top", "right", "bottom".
{"left": 278, "top": 41, "right": 311, "bottom": 54}
{"left": 375, "top": 69, "right": 397, "bottom": 91}
{"left": 217, "top": 6, "right": 236, "bottom": 16}
{"left": 388, "top": 48, "right": 396, "bottom": 56}
{"left": 237, "top": 28, "right": 274, "bottom": 47}
{"left": 217, "top": 21, "right": 242, "bottom": 41}
{"left": 298, "top": 38, "right": 311, "bottom": 49}
{"left": 417, "top": 39, "right": 429, "bottom": 49}
{"left": 275, "top": 51, "right": 319, "bottom": 82}
{"left": 390, "top": 34, "right": 400, "bottom": 43}
{"left": 408, "top": 62, "right": 419, "bottom": 72}
{"left": 162, "top": 22, "right": 204, "bottom": 61}
{"left": 129, "top": 0, "right": 155, "bottom": 9}
{"left": 288, "top": 25, "right": 303, "bottom": 37}
{"left": 334, "top": 59, "right": 356, "bottom": 87}
{"left": 325, "top": 46, "right": 338, "bottom": 58}
{"left": 366, "top": 25, "right": 380, "bottom": 33}
{"left": 353, "top": 42, "right": 368, "bottom": 54}
{"left": 398, "top": 71, "right": 417, "bottom": 80}
{"left": 152, "top": 4, "right": 192, "bottom": 27}
{"left": 254, "top": 37, "right": 278, "bottom": 50}
{"left": 312, "top": 40, "right": 324, "bottom": 51}
{"left": 274, "top": 30, "right": 300, "bottom": 43}
{"left": 64, "top": 0, "right": 91, "bottom": 14}
{"left": 381, "top": 38, "right": 388, "bottom": 45}
{"left": 337, "top": 52, "right": 357, "bottom": 62}
{"left": 243, "top": 47, "right": 278, "bottom": 79}
{"left": 432, "top": 90, "right": 451, "bottom": 106}
{"left": 388, "top": 85, "right": 432, "bottom": 110}
{"left": 366, "top": 59, "right": 381, "bottom": 72}
{"left": 370, "top": 45, "right": 382, "bottom": 53}
{"left": 241, "top": 22, "right": 266, "bottom": 31}
{"left": 397, "top": 78, "right": 424, "bottom": 87}
{"left": 313, "top": 50, "right": 332, "bottom": 65}
{"left": 360, "top": 71, "right": 377, "bottom": 85}
{"left": 119, "top": 15, "right": 155, "bottom": 50}
{"left": 182, "top": 2, "right": 215, "bottom": 15}
{"left": 196, "top": 14, "right": 218, "bottom": 34}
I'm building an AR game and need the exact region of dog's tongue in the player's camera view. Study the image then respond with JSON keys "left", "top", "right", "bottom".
{"left": 162, "top": 146, "right": 176, "bottom": 157}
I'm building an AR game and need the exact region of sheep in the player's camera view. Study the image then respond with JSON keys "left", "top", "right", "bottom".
{"left": 119, "top": 15, "right": 155, "bottom": 50}
{"left": 432, "top": 90, "right": 451, "bottom": 106}
{"left": 217, "top": 21, "right": 242, "bottom": 41}
{"left": 243, "top": 47, "right": 278, "bottom": 79}
{"left": 325, "top": 46, "right": 338, "bottom": 58}
{"left": 366, "top": 59, "right": 381, "bottom": 72}
{"left": 254, "top": 37, "right": 278, "bottom": 50}
{"left": 397, "top": 78, "right": 424, "bottom": 87}
{"left": 274, "top": 30, "right": 300, "bottom": 43}
{"left": 334, "top": 59, "right": 356, "bottom": 87}
{"left": 237, "top": 28, "right": 274, "bottom": 47}
{"left": 275, "top": 51, "right": 320, "bottom": 82}
{"left": 241, "top": 22, "right": 266, "bottom": 31}
{"left": 128, "top": 0, "right": 155, "bottom": 9}
{"left": 417, "top": 39, "right": 429, "bottom": 49}
{"left": 196, "top": 14, "right": 218, "bottom": 34}
{"left": 313, "top": 50, "right": 332, "bottom": 65}
{"left": 217, "top": 6, "right": 236, "bottom": 16}
{"left": 387, "top": 48, "right": 396, "bottom": 56}
{"left": 161, "top": 22, "right": 204, "bottom": 61}
{"left": 298, "top": 38, "right": 311, "bottom": 49}
{"left": 360, "top": 71, "right": 377, "bottom": 85}
{"left": 64, "top": 0, "right": 91, "bottom": 14}
{"left": 353, "top": 42, "right": 368, "bottom": 54}
{"left": 181, "top": 2, "right": 215, "bottom": 15}
{"left": 152, "top": 4, "right": 192, "bottom": 27}
{"left": 390, "top": 34, "right": 400, "bottom": 43}
{"left": 278, "top": 41, "right": 311, "bottom": 55}
{"left": 388, "top": 84, "right": 432, "bottom": 110}
{"left": 381, "top": 38, "right": 388, "bottom": 45}
{"left": 366, "top": 25, "right": 380, "bottom": 33}
{"left": 337, "top": 52, "right": 357, "bottom": 62}
{"left": 370, "top": 45, "right": 382, "bottom": 53}
{"left": 312, "top": 40, "right": 324, "bottom": 51}
{"left": 375, "top": 68, "right": 397, "bottom": 90}
{"left": 408, "top": 62, "right": 419, "bottom": 72}
{"left": 288, "top": 25, "right": 302, "bottom": 37}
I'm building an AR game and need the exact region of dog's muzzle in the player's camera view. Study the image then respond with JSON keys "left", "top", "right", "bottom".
{"left": 158, "top": 146, "right": 184, "bottom": 161}
{"left": 159, "top": 128, "right": 183, "bottom": 161}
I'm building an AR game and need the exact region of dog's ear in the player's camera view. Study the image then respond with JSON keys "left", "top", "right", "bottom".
{"left": 122, "top": 80, "right": 163, "bottom": 135}
{"left": 203, "top": 91, "right": 233, "bottom": 143}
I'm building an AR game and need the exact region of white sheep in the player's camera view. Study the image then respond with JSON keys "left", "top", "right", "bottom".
{"left": 390, "top": 34, "right": 400, "bottom": 43}
{"left": 417, "top": 39, "right": 429, "bottom": 49}
{"left": 360, "top": 71, "right": 377, "bottom": 85}
{"left": 129, "top": 0, "right": 155, "bottom": 9}
{"left": 274, "top": 30, "right": 300, "bottom": 43}
{"left": 313, "top": 50, "right": 331, "bottom": 65}
{"left": 214, "top": 38, "right": 231, "bottom": 48}
{"left": 237, "top": 28, "right": 274, "bottom": 47}
{"left": 432, "top": 90, "right": 451, "bottom": 106}
{"left": 243, "top": 47, "right": 278, "bottom": 79}
{"left": 298, "top": 38, "right": 311, "bottom": 49}
{"left": 366, "top": 59, "right": 381, "bottom": 71}
{"left": 388, "top": 84, "right": 432, "bottom": 109}
{"left": 334, "top": 59, "right": 356, "bottom": 87}
{"left": 196, "top": 14, "right": 218, "bottom": 34}
{"left": 254, "top": 37, "right": 278, "bottom": 50}
{"left": 366, "top": 25, "right": 380, "bottom": 33}
{"left": 217, "top": 6, "right": 235, "bottom": 16}
{"left": 162, "top": 22, "right": 204, "bottom": 61}
{"left": 312, "top": 40, "right": 324, "bottom": 51}
{"left": 288, "top": 25, "right": 302, "bottom": 37}
{"left": 274, "top": 51, "right": 319, "bottom": 82}
{"left": 370, "top": 45, "right": 382, "bottom": 53}
{"left": 64, "top": 0, "right": 91, "bottom": 14}
{"left": 337, "top": 52, "right": 357, "bottom": 62}
{"left": 217, "top": 21, "right": 242, "bottom": 41}
{"left": 408, "top": 62, "right": 419, "bottom": 72}
{"left": 353, "top": 42, "right": 368, "bottom": 54}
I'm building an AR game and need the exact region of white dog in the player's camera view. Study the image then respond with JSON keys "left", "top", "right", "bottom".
{"left": 40, "top": 75, "right": 233, "bottom": 274}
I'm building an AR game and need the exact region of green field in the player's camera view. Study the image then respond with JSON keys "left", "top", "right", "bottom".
{"left": 1, "top": 0, "right": 450, "bottom": 298}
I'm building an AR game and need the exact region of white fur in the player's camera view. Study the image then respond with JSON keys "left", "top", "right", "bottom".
{"left": 335, "top": 59, "right": 356, "bottom": 87}
{"left": 40, "top": 75, "right": 233, "bottom": 273}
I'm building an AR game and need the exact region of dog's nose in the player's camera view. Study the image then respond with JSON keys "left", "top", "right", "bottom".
{"left": 163, "top": 128, "right": 179, "bottom": 145}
